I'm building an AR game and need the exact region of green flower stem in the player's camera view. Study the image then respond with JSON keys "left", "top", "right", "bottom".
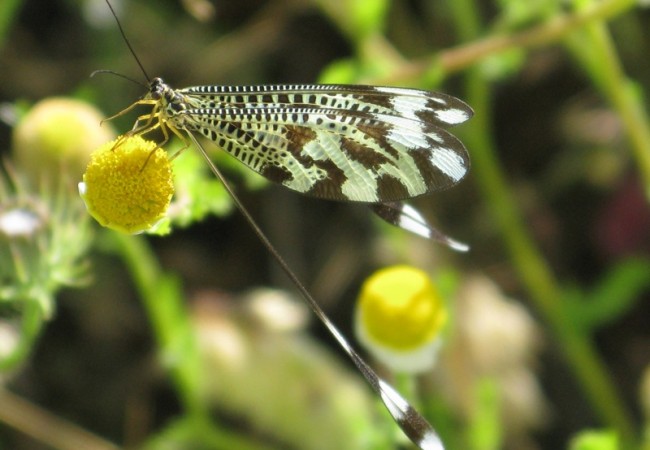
{"left": 438, "top": 0, "right": 636, "bottom": 74}
{"left": 447, "top": 0, "right": 636, "bottom": 445}
{"left": 102, "top": 231, "right": 207, "bottom": 418}
{"left": 398, "top": 0, "right": 650, "bottom": 196}
{"left": 565, "top": 16, "right": 650, "bottom": 198}
{"left": 0, "top": 294, "right": 44, "bottom": 371}
{"left": 374, "top": 0, "right": 636, "bottom": 85}
{"left": 467, "top": 56, "right": 637, "bottom": 449}
{"left": 394, "top": 372, "right": 418, "bottom": 409}
{"left": 102, "top": 234, "right": 289, "bottom": 450}
{"left": 0, "top": 0, "right": 21, "bottom": 48}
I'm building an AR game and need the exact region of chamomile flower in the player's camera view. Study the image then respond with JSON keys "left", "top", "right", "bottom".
{"left": 79, "top": 135, "right": 174, "bottom": 234}
{"left": 355, "top": 265, "right": 447, "bottom": 374}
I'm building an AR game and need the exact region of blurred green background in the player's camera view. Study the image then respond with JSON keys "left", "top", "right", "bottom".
{"left": 1, "top": 0, "right": 649, "bottom": 449}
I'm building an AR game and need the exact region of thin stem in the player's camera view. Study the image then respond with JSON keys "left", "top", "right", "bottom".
{"left": 447, "top": 0, "right": 637, "bottom": 445}
{"left": 370, "top": 0, "right": 650, "bottom": 198}
{"left": 441, "top": 0, "right": 634, "bottom": 74}
{"left": 375, "top": 0, "right": 637, "bottom": 83}
{"left": 100, "top": 231, "right": 207, "bottom": 418}
{"left": 0, "top": 0, "right": 22, "bottom": 48}
{"left": 0, "top": 389, "right": 120, "bottom": 450}
{"left": 0, "top": 295, "right": 44, "bottom": 371}
{"left": 565, "top": 15, "right": 650, "bottom": 197}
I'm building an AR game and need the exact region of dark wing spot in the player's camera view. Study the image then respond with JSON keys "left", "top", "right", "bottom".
{"left": 376, "top": 174, "right": 410, "bottom": 201}
{"left": 339, "top": 136, "right": 391, "bottom": 170}
{"left": 284, "top": 125, "right": 318, "bottom": 150}
{"left": 261, "top": 164, "right": 292, "bottom": 184}
{"left": 306, "top": 159, "right": 347, "bottom": 200}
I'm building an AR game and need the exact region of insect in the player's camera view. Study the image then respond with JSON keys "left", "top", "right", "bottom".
{"left": 101, "top": 1, "right": 472, "bottom": 449}
{"left": 131, "top": 79, "right": 471, "bottom": 201}
{"left": 121, "top": 79, "right": 472, "bottom": 248}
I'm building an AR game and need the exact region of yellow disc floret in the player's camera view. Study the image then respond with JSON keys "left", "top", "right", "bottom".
{"left": 79, "top": 135, "right": 174, "bottom": 234}
{"left": 358, "top": 265, "right": 446, "bottom": 350}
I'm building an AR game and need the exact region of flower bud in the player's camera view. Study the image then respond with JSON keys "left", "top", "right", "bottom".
{"left": 13, "top": 98, "right": 115, "bottom": 183}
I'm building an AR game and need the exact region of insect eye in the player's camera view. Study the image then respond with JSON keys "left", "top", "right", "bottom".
{"left": 148, "top": 78, "right": 164, "bottom": 99}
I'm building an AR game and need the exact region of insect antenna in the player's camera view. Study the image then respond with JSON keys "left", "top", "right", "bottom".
{"left": 104, "top": 0, "right": 151, "bottom": 82}
{"left": 90, "top": 69, "right": 148, "bottom": 89}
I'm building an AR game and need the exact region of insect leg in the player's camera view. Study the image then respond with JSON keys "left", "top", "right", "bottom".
{"left": 101, "top": 99, "right": 158, "bottom": 126}
{"left": 166, "top": 126, "right": 192, "bottom": 160}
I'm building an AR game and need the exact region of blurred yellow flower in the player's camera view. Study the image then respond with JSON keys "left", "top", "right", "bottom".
{"left": 79, "top": 135, "right": 174, "bottom": 234}
{"left": 13, "top": 98, "right": 115, "bottom": 182}
{"left": 355, "top": 265, "right": 447, "bottom": 373}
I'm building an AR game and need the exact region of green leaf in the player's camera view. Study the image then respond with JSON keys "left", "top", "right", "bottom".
{"left": 569, "top": 429, "right": 618, "bottom": 450}
{"left": 0, "top": 0, "right": 22, "bottom": 48}
{"left": 168, "top": 147, "right": 233, "bottom": 228}
{"left": 319, "top": 59, "right": 362, "bottom": 84}
{"left": 349, "top": 0, "right": 389, "bottom": 38}
{"left": 313, "top": 0, "right": 389, "bottom": 41}
{"left": 565, "top": 258, "right": 650, "bottom": 330}
{"left": 468, "top": 377, "right": 502, "bottom": 450}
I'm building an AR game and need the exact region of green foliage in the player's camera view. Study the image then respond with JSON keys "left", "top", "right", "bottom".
{"left": 570, "top": 430, "right": 619, "bottom": 450}
{"left": 0, "top": 0, "right": 21, "bottom": 47}
{"left": 318, "top": 58, "right": 363, "bottom": 85}
{"left": 165, "top": 145, "right": 233, "bottom": 229}
{"left": 565, "top": 258, "right": 650, "bottom": 331}
{"left": 99, "top": 231, "right": 206, "bottom": 414}
{"left": 0, "top": 166, "right": 91, "bottom": 370}
{"left": 143, "top": 416, "right": 280, "bottom": 450}
{"left": 494, "top": 0, "right": 560, "bottom": 29}
{"left": 468, "top": 378, "right": 503, "bottom": 450}
{"left": 313, "top": 0, "right": 389, "bottom": 41}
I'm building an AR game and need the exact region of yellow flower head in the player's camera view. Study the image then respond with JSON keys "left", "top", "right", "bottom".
{"left": 79, "top": 136, "right": 174, "bottom": 234}
{"left": 355, "top": 265, "right": 447, "bottom": 373}
{"left": 13, "top": 98, "right": 115, "bottom": 182}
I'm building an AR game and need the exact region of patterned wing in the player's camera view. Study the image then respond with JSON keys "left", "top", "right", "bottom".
{"left": 175, "top": 85, "right": 472, "bottom": 203}
{"left": 370, "top": 202, "right": 469, "bottom": 251}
